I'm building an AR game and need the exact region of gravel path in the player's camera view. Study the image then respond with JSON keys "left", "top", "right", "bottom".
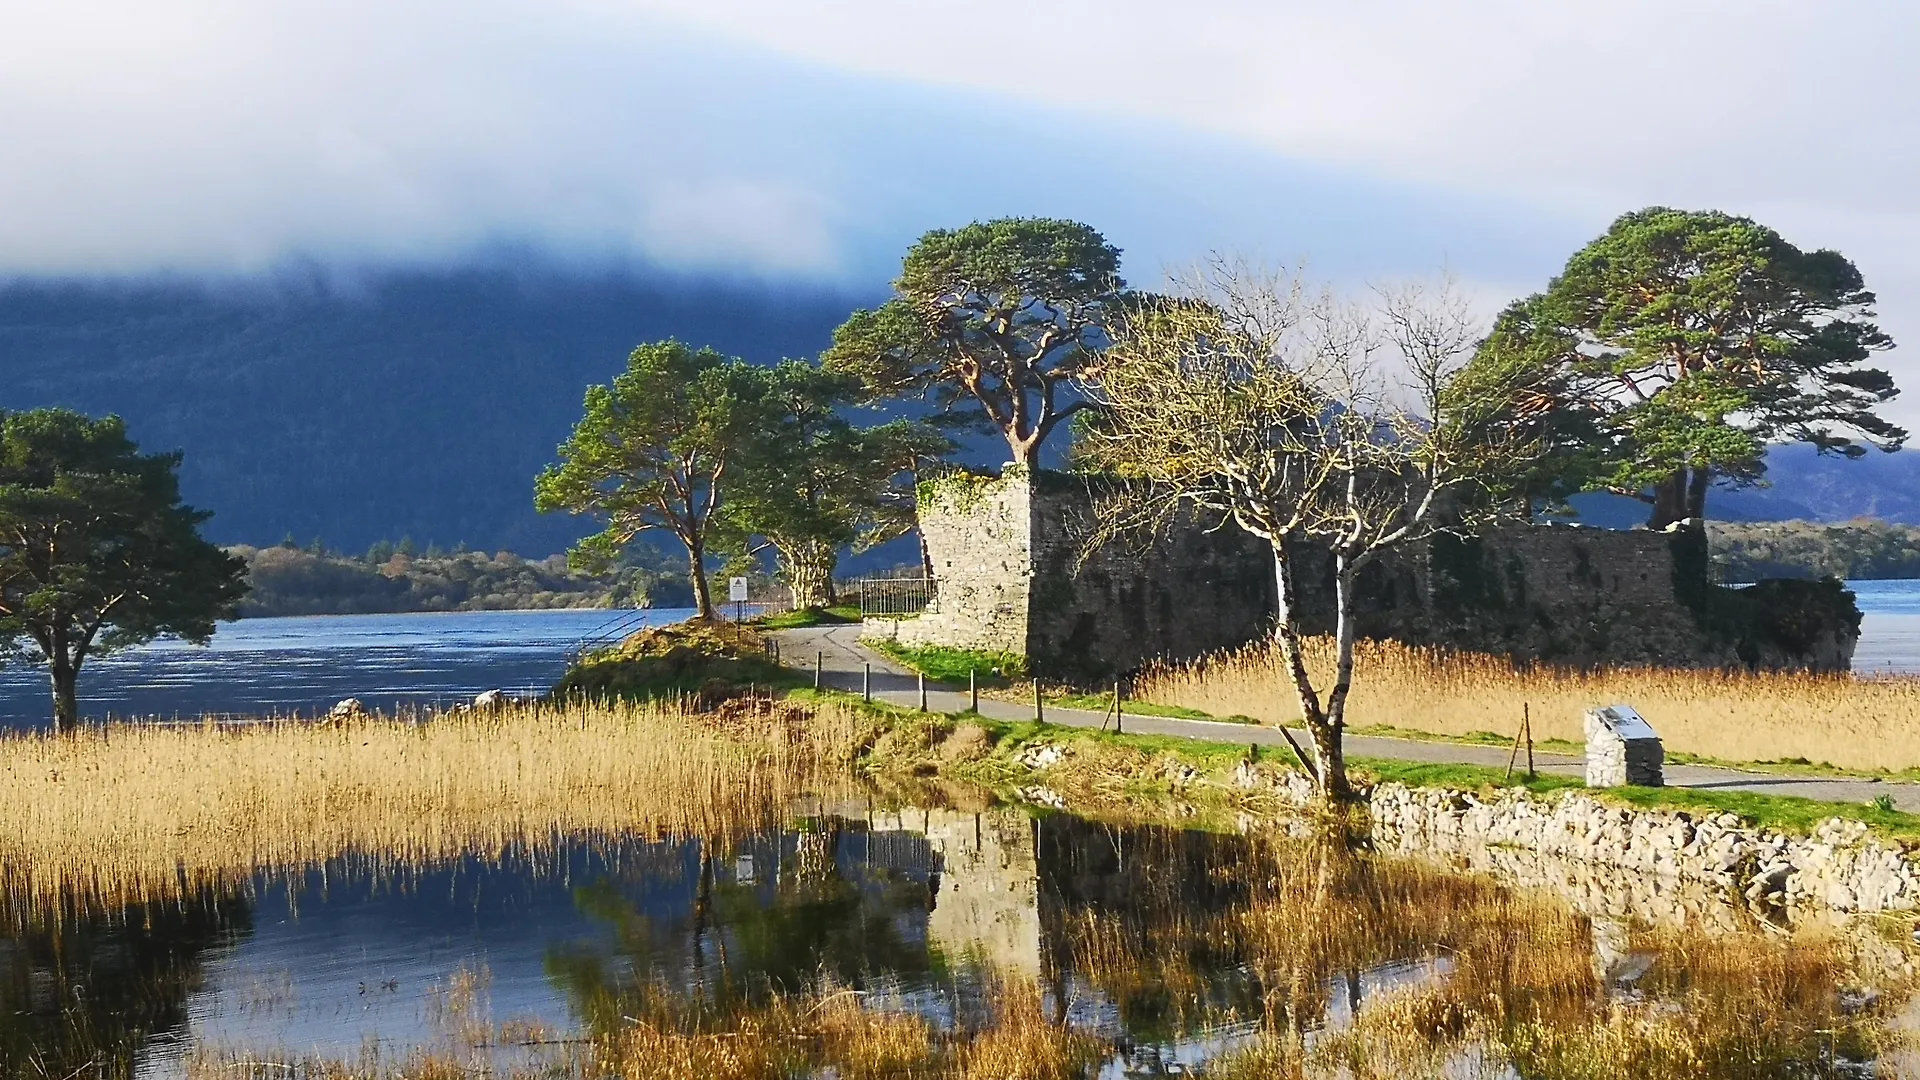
{"left": 771, "top": 625, "right": 1920, "bottom": 813}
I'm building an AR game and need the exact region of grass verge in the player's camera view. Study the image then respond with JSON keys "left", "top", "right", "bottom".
{"left": 756, "top": 604, "right": 861, "bottom": 629}
{"left": 556, "top": 619, "right": 804, "bottom": 702}
{"left": 865, "top": 639, "right": 1029, "bottom": 684}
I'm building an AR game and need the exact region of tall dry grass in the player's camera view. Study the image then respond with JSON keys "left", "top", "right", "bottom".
{"left": 1139, "top": 638, "right": 1920, "bottom": 772}
{"left": 0, "top": 697, "right": 872, "bottom": 922}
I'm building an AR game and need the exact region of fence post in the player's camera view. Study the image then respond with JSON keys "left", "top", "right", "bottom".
{"left": 1114, "top": 677, "right": 1123, "bottom": 735}
{"left": 1034, "top": 679, "right": 1044, "bottom": 723}
{"left": 918, "top": 672, "right": 927, "bottom": 712}
{"left": 863, "top": 663, "right": 871, "bottom": 703}
{"left": 970, "top": 668, "right": 978, "bottom": 713}
{"left": 1525, "top": 702, "right": 1535, "bottom": 780}
{"left": 814, "top": 652, "right": 823, "bottom": 691}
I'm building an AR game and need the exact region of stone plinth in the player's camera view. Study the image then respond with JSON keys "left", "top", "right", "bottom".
{"left": 1586, "top": 705, "right": 1664, "bottom": 787}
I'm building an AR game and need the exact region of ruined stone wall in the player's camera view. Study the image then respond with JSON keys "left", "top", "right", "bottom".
{"left": 867, "top": 469, "right": 1857, "bottom": 675}
{"left": 868, "top": 475, "right": 1033, "bottom": 655}
{"left": 1024, "top": 476, "right": 1274, "bottom": 677}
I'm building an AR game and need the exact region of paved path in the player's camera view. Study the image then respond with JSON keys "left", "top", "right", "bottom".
{"left": 772, "top": 625, "right": 1920, "bottom": 813}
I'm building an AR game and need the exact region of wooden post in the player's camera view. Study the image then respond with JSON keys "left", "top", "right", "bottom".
{"left": 1034, "top": 680, "right": 1045, "bottom": 723}
{"left": 969, "top": 668, "right": 978, "bottom": 712}
{"left": 1114, "top": 678, "right": 1123, "bottom": 735}
{"left": 1504, "top": 705, "right": 1528, "bottom": 783}
{"left": 918, "top": 671, "right": 927, "bottom": 712}
{"left": 814, "top": 652, "right": 823, "bottom": 690}
{"left": 1525, "top": 702, "right": 1535, "bottom": 780}
{"left": 863, "top": 663, "right": 871, "bottom": 703}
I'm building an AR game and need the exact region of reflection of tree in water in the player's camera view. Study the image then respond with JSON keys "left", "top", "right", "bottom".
{"left": 1036, "top": 815, "right": 1267, "bottom": 1041}
{"left": 546, "top": 819, "right": 936, "bottom": 1038}
{"left": 0, "top": 890, "right": 250, "bottom": 1078}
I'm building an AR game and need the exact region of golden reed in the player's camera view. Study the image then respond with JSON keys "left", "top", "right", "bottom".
{"left": 1138, "top": 638, "right": 1920, "bottom": 773}
{"left": 0, "top": 698, "right": 870, "bottom": 922}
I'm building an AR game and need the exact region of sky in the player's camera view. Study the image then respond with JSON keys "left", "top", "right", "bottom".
{"left": 4, "top": 1, "right": 1918, "bottom": 414}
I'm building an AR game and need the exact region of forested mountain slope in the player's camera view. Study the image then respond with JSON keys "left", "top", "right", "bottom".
{"left": 0, "top": 266, "right": 857, "bottom": 555}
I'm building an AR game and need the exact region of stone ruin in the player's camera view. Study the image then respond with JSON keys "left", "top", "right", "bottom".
{"left": 862, "top": 467, "right": 1864, "bottom": 678}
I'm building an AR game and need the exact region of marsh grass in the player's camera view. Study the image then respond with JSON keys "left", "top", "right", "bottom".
{"left": 1070, "top": 831, "right": 1904, "bottom": 1080}
{"left": 1140, "top": 638, "right": 1920, "bottom": 774}
{"left": 0, "top": 697, "right": 874, "bottom": 922}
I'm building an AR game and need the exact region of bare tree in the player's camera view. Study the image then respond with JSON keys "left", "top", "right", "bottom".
{"left": 1078, "top": 263, "right": 1527, "bottom": 802}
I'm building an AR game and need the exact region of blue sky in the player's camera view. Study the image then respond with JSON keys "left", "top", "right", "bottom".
{"left": 4, "top": 0, "right": 1917, "bottom": 414}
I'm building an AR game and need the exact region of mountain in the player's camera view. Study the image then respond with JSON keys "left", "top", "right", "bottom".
{"left": 1562, "top": 443, "right": 1920, "bottom": 528}
{"left": 6, "top": 265, "right": 1915, "bottom": 556}
{"left": 0, "top": 266, "right": 862, "bottom": 555}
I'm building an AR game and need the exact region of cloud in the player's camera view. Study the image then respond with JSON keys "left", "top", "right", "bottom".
{"left": 0, "top": 1, "right": 862, "bottom": 275}
{"left": 613, "top": 0, "right": 1920, "bottom": 218}
{"left": 0, "top": 0, "right": 1591, "bottom": 282}
{"left": 2, "top": 0, "right": 1916, "bottom": 436}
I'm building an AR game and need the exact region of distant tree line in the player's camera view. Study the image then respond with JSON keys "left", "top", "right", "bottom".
{"left": 1709, "top": 520, "right": 1920, "bottom": 582}
{"left": 231, "top": 542, "right": 693, "bottom": 618}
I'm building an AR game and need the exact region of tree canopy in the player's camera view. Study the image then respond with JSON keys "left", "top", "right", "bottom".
{"left": 713, "top": 362, "right": 950, "bottom": 609}
{"left": 822, "top": 217, "right": 1124, "bottom": 468}
{"left": 1471, "top": 207, "right": 1902, "bottom": 528}
{"left": 1079, "top": 266, "right": 1525, "bottom": 801}
{"left": 535, "top": 341, "right": 778, "bottom": 619}
{"left": 0, "top": 409, "right": 248, "bottom": 731}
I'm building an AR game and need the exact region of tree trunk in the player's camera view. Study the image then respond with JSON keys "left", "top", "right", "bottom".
{"left": 1685, "top": 466, "right": 1711, "bottom": 521}
{"left": 686, "top": 536, "right": 714, "bottom": 619}
{"left": 783, "top": 539, "right": 838, "bottom": 610}
{"left": 50, "top": 656, "right": 79, "bottom": 734}
{"left": 1646, "top": 470, "right": 1690, "bottom": 530}
{"left": 1006, "top": 428, "right": 1043, "bottom": 471}
{"left": 1316, "top": 557, "right": 1359, "bottom": 804}
{"left": 1269, "top": 543, "right": 1350, "bottom": 803}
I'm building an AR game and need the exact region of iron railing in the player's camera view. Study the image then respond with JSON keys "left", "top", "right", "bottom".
{"left": 852, "top": 576, "right": 935, "bottom": 617}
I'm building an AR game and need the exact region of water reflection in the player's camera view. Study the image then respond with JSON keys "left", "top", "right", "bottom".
{"left": 0, "top": 807, "right": 1905, "bottom": 1078}
{"left": 0, "top": 892, "right": 249, "bottom": 1079}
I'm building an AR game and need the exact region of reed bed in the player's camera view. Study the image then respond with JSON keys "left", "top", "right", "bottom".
{"left": 0, "top": 697, "right": 872, "bottom": 922}
{"left": 1138, "top": 638, "right": 1920, "bottom": 772}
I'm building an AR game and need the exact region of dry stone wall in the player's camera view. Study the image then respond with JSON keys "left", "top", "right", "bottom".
{"left": 1011, "top": 746, "right": 1920, "bottom": 920}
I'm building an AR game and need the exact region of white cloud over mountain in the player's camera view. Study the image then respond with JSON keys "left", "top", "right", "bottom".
{"left": 3, "top": 0, "right": 1916, "bottom": 421}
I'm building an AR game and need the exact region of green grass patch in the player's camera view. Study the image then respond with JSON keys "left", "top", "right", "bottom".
{"left": 556, "top": 618, "right": 803, "bottom": 701}
{"left": 755, "top": 604, "right": 861, "bottom": 629}
{"left": 866, "top": 639, "right": 1028, "bottom": 684}
{"left": 1033, "top": 692, "right": 1257, "bottom": 724}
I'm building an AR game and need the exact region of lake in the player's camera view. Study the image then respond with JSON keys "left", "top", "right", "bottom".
{"left": 0, "top": 608, "right": 694, "bottom": 731}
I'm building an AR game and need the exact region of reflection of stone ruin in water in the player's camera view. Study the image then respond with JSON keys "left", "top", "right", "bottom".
{"left": 867, "top": 807, "right": 1042, "bottom": 976}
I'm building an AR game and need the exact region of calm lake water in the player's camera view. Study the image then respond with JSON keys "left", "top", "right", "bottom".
{"left": 0, "top": 608, "right": 694, "bottom": 731}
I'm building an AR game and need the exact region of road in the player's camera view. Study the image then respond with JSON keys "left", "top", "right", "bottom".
{"left": 770, "top": 624, "right": 1920, "bottom": 812}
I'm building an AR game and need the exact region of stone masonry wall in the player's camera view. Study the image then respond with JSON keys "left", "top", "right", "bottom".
{"left": 1004, "top": 743, "right": 1920, "bottom": 919}
{"left": 866, "top": 469, "right": 1858, "bottom": 675}
{"left": 865, "top": 469, "right": 1275, "bottom": 675}
{"left": 867, "top": 475, "right": 1033, "bottom": 656}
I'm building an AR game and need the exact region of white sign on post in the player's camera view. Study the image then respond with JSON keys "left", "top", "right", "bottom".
{"left": 728, "top": 577, "right": 749, "bottom": 603}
